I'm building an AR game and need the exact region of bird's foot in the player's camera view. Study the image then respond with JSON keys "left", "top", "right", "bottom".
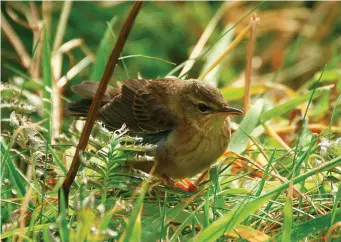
{"left": 161, "top": 170, "right": 210, "bottom": 193}
{"left": 176, "top": 178, "right": 198, "bottom": 193}
{"left": 161, "top": 175, "right": 198, "bottom": 193}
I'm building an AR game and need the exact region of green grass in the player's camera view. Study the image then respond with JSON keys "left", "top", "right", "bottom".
{"left": 1, "top": 1, "right": 341, "bottom": 242}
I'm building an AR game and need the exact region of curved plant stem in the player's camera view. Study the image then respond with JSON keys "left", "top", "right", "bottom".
{"left": 58, "top": 1, "right": 144, "bottom": 213}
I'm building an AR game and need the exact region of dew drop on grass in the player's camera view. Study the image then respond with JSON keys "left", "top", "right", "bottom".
{"left": 91, "top": 226, "right": 97, "bottom": 234}
{"left": 105, "top": 229, "right": 118, "bottom": 237}
{"left": 97, "top": 204, "right": 105, "bottom": 214}
{"left": 4, "top": 179, "right": 10, "bottom": 185}
{"left": 125, "top": 203, "right": 133, "bottom": 213}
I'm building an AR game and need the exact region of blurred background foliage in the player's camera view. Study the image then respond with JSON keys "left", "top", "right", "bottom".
{"left": 2, "top": 1, "right": 340, "bottom": 83}
{"left": 2, "top": 1, "right": 340, "bottom": 130}
{"left": 1, "top": 1, "right": 341, "bottom": 241}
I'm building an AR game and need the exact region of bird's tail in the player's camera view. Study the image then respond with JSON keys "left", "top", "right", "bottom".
{"left": 67, "top": 81, "right": 120, "bottom": 117}
{"left": 68, "top": 99, "right": 93, "bottom": 117}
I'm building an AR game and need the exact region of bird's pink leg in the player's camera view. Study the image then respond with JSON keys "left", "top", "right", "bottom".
{"left": 161, "top": 175, "right": 193, "bottom": 192}
{"left": 161, "top": 170, "right": 209, "bottom": 193}
{"left": 181, "top": 170, "right": 209, "bottom": 192}
{"left": 181, "top": 178, "right": 197, "bottom": 193}
{"left": 161, "top": 174, "right": 176, "bottom": 187}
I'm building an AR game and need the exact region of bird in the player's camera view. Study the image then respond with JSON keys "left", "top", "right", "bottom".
{"left": 68, "top": 78, "right": 242, "bottom": 191}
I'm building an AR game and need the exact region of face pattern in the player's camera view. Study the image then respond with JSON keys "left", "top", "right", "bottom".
{"left": 172, "top": 80, "right": 230, "bottom": 123}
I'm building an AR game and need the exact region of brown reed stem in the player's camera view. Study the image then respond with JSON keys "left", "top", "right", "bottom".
{"left": 243, "top": 14, "right": 259, "bottom": 115}
{"left": 58, "top": 1, "right": 144, "bottom": 213}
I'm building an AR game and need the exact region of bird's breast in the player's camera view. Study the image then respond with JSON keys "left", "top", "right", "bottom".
{"left": 156, "top": 118, "right": 231, "bottom": 179}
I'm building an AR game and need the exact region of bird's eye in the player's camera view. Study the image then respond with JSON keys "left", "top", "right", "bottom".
{"left": 198, "top": 103, "right": 209, "bottom": 113}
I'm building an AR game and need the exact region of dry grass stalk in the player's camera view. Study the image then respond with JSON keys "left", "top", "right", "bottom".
{"left": 17, "top": 188, "right": 32, "bottom": 242}
{"left": 274, "top": 124, "right": 341, "bottom": 134}
{"left": 5, "top": 2, "right": 43, "bottom": 77}
{"left": 198, "top": 23, "right": 251, "bottom": 80}
{"left": 40, "top": 3, "right": 61, "bottom": 143}
{"left": 57, "top": 57, "right": 92, "bottom": 88}
{"left": 56, "top": 38, "right": 84, "bottom": 54}
{"left": 179, "top": 2, "right": 229, "bottom": 77}
{"left": 233, "top": 152, "right": 309, "bottom": 200}
{"left": 1, "top": 13, "right": 32, "bottom": 69}
{"left": 53, "top": 1, "right": 73, "bottom": 51}
{"left": 58, "top": 1, "right": 144, "bottom": 212}
{"left": 325, "top": 221, "right": 341, "bottom": 242}
{"left": 243, "top": 14, "right": 259, "bottom": 115}
{"left": 5, "top": 4, "right": 32, "bottom": 29}
{"left": 42, "top": 1, "right": 52, "bottom": 35}
{"left": 226, "top": 7, "right": 310, "bottom": 36}
{"left": 29, "top": 2, "right": 43, "bottom": 78}
{"left": 52, "top": 1, "right": 73, "bottom": 81}
{"left": 313, "top": 2, "right": 340, "bottom": 41}
{"left": 29, "top": 2, "right": 40, "bottom": 24}
{"left": 263, "top": 122, "right": 291, "bottom": 152}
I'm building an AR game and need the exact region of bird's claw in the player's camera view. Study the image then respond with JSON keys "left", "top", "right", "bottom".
{"left": 161, "top": 175, "right": 198, "bottom": 193}
{"left": 176, "top": 178, "right": 198, "bottom": 193}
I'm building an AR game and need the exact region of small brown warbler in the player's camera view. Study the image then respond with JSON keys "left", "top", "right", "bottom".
{"left": 69, "top": 78, "right": 242, "bottom": 191}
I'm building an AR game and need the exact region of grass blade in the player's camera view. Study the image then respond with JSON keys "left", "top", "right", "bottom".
{"left": 210, "top": 166, "right": 225, "bottom": 217}
{"left": 131, "top": 211, "right": 142, "bottom": 242}
{"left": 0, "top": 223, "right": 53, "bottom": 240}
{"left": 58, "top": 189, "right": 70, "bottom": 242}
{"left": 274, "top": 208, "right": 341, "bottom": 241}
{"left": 199, "top": 24, "right": 234, "bottom": 86}
{"left": 255, "top": 151, "right": 276, "bottom": 197}
{"left": 119, "top": 180, "right": 149, "bottom": 242}
{"left": 227, "top": 225, "right": 270, "bottom": 241}
{"left": 193, "top": 193, "right": 274, "bottom": 242}
{"left": 0, "top": 142, "right": 26, "bottom": 197}
{"left": 90, "top": 16, "right": 117, "bottom": 81}
{"left": 260, "top": 86, "right": 332, "bottom": 122}
{"left": 330, "top": 184, "right": 341, "bottom": 226}
{"left": 42, "top": 27, "right": 52, "bottom": 142}
{"left": 220, "top": 85, "right": 267, "bottom": 101}
{"left": 228, "top": 98, "right": 264, "bottom": 154}
{"left": 169, "top": 203, "right": 206, "bottom": 242}
{"left": 281, "top": 183, "right": 293, "bottom": 241}
{"left": 195, "top": 154, "right": 341, "bottom": 241}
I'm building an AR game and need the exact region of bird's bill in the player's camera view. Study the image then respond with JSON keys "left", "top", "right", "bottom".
{"left": 220, "top": 105, "right": 243, "bottom": 115}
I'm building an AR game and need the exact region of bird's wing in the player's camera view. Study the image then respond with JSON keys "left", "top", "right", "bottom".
{"left": 71, "top": 81, "right": 120, "bottom": 102}
{"left": 68, "top": 81, "right": 121, "bottom": 116}
{"left": 99, "top": 79, "right": 178, "bottom": 134}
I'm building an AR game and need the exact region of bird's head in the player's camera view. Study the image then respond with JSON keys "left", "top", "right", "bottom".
{"left": 173, "top": 79, "right": 243, "bottom": 124}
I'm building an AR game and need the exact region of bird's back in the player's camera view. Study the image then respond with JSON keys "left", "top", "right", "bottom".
{"left": 68, "top": 79, "right": 180, "bottom": 140}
